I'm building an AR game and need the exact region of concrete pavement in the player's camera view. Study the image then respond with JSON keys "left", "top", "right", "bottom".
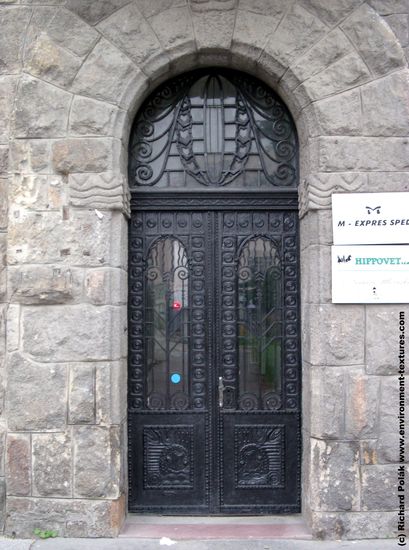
{"left": 0, "top": 537, "right": 399, "bottom": 550}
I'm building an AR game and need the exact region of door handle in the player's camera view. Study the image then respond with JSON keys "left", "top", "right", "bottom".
{"left": 218, "top": 376, "right": 224, "bottom": 408}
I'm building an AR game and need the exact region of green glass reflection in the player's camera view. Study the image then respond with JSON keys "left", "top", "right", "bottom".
{"left": 237, "top": 237, "right": 282, "bottom": 410}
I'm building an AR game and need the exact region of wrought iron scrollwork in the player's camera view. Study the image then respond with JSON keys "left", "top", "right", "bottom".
{"left": 129, "top": 70, "right": 298, "bottom": 190}
{"left": 145, "top": 236, "right": 191, "bottom": 411}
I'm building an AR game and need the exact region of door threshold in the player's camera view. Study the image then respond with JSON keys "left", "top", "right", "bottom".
{"left": 120, "top": 514, "right": 311, "bottom": 540}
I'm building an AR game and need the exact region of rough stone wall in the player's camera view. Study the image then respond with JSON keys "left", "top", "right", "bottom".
{"left": 370, "top": 0, "right": 409, "bottom": 64}
{"left": 0, "top": 0, "right": 408, "bottom": 540}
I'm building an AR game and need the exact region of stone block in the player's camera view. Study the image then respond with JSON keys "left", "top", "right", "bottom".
{"left": 285, "top": 29, "right": 352, "bottom": 90}
{"left": 135, "top": 0, "right": 186, "bottom": 19}
{"left": 361, "top": 71, "right": 409, "bottom": 136}
{"left": 232, "top": 10, "right": 277, "bottom": 63}
{"left": 318, "top": 137, "right": 409, "bottom": 172}
{"left": 368, "top": 0, "right": 409, "bottom": 15}
{"left": 0, "top": 304, "right": 6, "bottom": 358}
{"left": 191, "top": 0, "right": 236, "bottom": 10}
{"left": 300, "top": 210, "right": 333, "bottom": 250}
{"left": 402, "top": 44, "right": 409, "bottom": 64}
{"left": 237, "top": 0, "right": 286, "bottom": 17}
{"left": 0, "top": 423, "right": 6, "bottom": 476}
{"left": 84, "top": 268, "right": 127, "bottom": 306}
{"left": 314, "top": 89, "right": 362, "bottom": 136}
{"left": 366, "top": 306, "right": 409, "bottom": 374}
{"left": 260, "top": 4, "right": 327, "bottom": 74}
{"left": 0, "top": 7, "right": 32, "bottom": 74}
{"left": 341, "top": 4, "right": 406, "bottom": 77}
{"left": 95, "top": 360, "right": 127, "bottom": 425}
{"left": 362, "top": 464, "right": 404, "bottom": 510}
{"left": 7, "top": 353, "right": 67, "bottom": 431}
{"left": 344, "top": 369, "right": 380, "bottom": 438}
{"left": 310, "top": 439, "right": 360, "bottom": 512}
{"left": 0, "top": 76, "right": 18, "bottom": 143}
{"left": 9, "top": 139, "right": 51, "bottom": 174}
{"left": 97, "top": 3, "right": 166, "bottom": 72}
{"left": 375, "top": 431, "right": 409, "bottom": 464}
{"left": 32, "top": 432, "right": 72, "bottom": 497}
{"left": 303, "top": 304, "right": 365, "bottom": 366}
{"left": 0, "top": 478, "right": 5, "bottom": 533}
{"left": 310, "top": 510, "right": 396, "bottom": 540}
{"left": 66, "top": 0, "right": 130, "bottom": 25}
{"left": 69, "top": 97, "right": 122, "bottom": 137}
{"left": 8, "top": 266, "right": 83, "bottom": 305}
{"left": 367, "top": 172, "right": 409, "bottom": 193}
{"left": 384, "top": 14, "right": 409, "bottom": 47}
{"left": 9, "top": 174, "right": 66, "bottom": 211}
{"left": 0, "top": 149, "right": 7, "bottom": 178}
{"left": 72, "top": 39, "right": 146, "bottom": 108}
{"left": 46, "top": 8, "right": 99, "bottom": 57}
{"left": 296, "top": 53, "right": 370, "bottom": 105}
{"left": 8, "top": 208, "right": 126, "bottom": 267}
{"left": 6, "top": 305, "right": 20, "bottom": 352}
{"left": 52, "top": 138, "right": 118, "bottom": 175}
{"left": 298, "top": 0, "right": 362, "bottom": 26}
{"left": 0, "top": 179, "right": 7, "bottom": 231}
{"left": 22, "top": 305, "right": 125, "bottom": 362}
{"left": 192, "top": 10, "right": 235, "bottom": 51}
{"left": 69, "top": 365, "right": 95, "bottom": 424}
{"left": 5, "top": 495, "right": 125, "bottom": 538}
{"left": 0, "top": 235, "right": 6, "bottom": 301}
{"left": 24, "top": 0, "right": 65, "bottom": 4}
{"left": 23, "top": 7, "right": 57, "bottom": 61}
{"left": 308, "top": 366, "right": 345, "bottom": 438}
{"left": 379, "top": 376, "right": 409, "bottom": 435}
{"left": 301, "top": 244, "right": 332, "bottom": 304}
{"left": 14, "top": 75, "right": 71, "bottom": 138}
{"left": 68, "top": 172, "right": 127, "bottom": 211}
{"left": 74, "top": 426, "right": 121, "bottom": 498}
{"left": 6, "top": 434, "right": 31, "bottom": 496}
{"left": 148, "top": 7, "right": 195, "bottom": 61}
{"left": 24, "top": 34, "right": 83, "bottom": 88}
{"left": 301, "top": 430, "right": 312, "bottom": 515}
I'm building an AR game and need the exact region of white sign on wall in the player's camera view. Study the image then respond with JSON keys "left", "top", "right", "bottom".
{"left": 332, "top": 245, "right": 409, "bottom": 303}
{"left": 332, "top": 192, "right": 409, "bottom": 245}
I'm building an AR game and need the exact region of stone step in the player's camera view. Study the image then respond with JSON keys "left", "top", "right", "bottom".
{"left": 120, "top": 515, "right": 311, "bottom": 540}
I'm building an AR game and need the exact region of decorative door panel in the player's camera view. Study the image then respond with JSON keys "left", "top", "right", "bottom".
{"left": 128, "top": 211, "right": 210, "bottom": 512}
{"left": 216, "top": 210, "right": 300, "bottom": 512}
{"left": 128, "top": 206, "right": 300, "bottom": 514}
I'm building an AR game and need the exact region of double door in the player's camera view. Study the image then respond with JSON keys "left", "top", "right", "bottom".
{"left": 128, "top": 203, "right": 300, "bottom": 514}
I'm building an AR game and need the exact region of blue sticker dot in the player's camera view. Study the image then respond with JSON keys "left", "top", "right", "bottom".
{"left": 171, "top": 373, "right": 181, "bottom": 384}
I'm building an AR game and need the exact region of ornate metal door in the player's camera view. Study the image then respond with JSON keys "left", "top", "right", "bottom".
{"left": 127, "top": 69, "right": 300, "bottom": 514}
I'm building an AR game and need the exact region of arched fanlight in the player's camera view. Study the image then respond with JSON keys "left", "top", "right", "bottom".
{"left": 129, "top": 70, "right": 298, "bottom": 191}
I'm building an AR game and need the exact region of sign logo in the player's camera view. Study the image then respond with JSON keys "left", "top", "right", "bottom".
{"left": 365, "top": 205, "right": 381, "bottom": 215}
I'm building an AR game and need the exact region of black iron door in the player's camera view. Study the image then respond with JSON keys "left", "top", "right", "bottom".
{"left": 128, "top": 199, "right": 301, "bottom": 514}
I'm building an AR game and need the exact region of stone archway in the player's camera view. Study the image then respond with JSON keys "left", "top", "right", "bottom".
{"left": 3, "top": 0, "right": 409, "bottom": 539}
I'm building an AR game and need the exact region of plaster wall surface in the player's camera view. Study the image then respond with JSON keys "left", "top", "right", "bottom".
{"left": 0, "top": 0, "right": 408, "bottom": 540}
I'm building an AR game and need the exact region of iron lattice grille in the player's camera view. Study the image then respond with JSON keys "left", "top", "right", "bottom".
{"left": 129, "top": 70, "right": 298, "bottom": 191}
